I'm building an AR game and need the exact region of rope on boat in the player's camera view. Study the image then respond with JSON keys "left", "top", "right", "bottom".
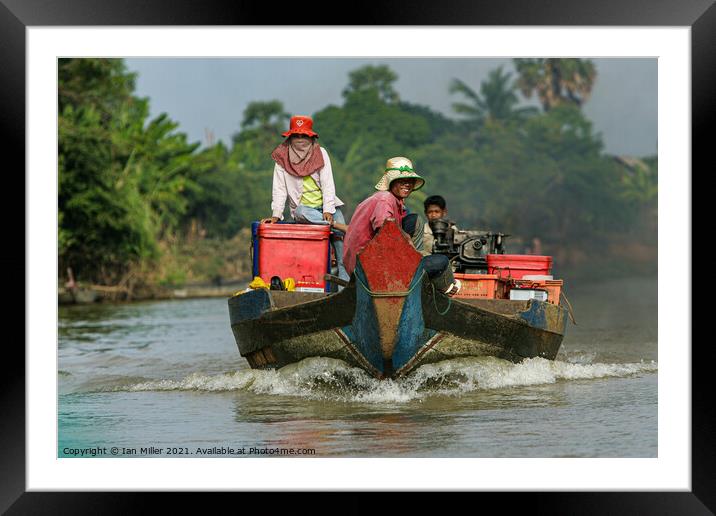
{"left": 560, "top": 290, "right": 578, "bottom": 325}
{"left": 354, "top": 270, "right": 426, "bottom": 298}
{"left": 430, "top": 282, "right": 452, "bottom": 315}
{"left": 354, "top": 270, "right": 452, "bottom": 316}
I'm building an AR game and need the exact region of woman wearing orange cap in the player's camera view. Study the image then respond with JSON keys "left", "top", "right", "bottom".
{"left": 261, "top": 115, "right": 349, "bottom": 283}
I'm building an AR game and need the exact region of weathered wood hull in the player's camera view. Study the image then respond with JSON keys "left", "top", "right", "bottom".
{"left": 228, "top": 221, "right": 567, "bottom": 379}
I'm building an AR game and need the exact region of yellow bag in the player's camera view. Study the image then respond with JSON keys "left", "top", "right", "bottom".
{"left": 248, "top": 276, "right": 270, "bottom": 290}
{"left": 283, "top": 278, "right": 296, "bottom": 291}
{"left": 235, "top": 276, "right": 295, "bottom": 295}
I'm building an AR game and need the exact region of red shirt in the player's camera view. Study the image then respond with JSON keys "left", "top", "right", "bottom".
{"left": 343, "top": 191, "right": 406, "bottom": 276}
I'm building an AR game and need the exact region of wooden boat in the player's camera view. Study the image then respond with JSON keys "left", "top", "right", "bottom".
{"left": 228, "top": 220, "right": 568, "bottom": 380}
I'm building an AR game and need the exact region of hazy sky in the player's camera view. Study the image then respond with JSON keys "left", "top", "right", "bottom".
{"left": 125, "top": 58, "right": 657, "bottom": 157}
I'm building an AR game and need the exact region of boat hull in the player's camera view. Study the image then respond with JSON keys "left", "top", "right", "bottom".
{"left": 228, "top": 220, "right": 567, "bottom": 380}
{"left": 228, "top": 280, "right": 566, "bottom": 380}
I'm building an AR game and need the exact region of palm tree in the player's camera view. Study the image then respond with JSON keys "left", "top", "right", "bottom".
{"left": 449, "top": 77, "right": 486, "bottom": 127}
{"left": 513, "top": 58, "right": 597, "bottom": 111}
{"left": 450, "top": 66, "right": 537, "bottom": 127}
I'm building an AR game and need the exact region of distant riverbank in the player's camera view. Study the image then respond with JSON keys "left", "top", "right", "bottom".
{"left": 58, "top": 278, "right": 251, "bottom": 305}
{"left": 58, "top": 233, "right": 656, "bottom": 306}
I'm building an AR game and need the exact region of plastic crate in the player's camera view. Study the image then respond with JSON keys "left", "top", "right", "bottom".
{"left": 486, "top": 254, "right": 553, "bottom": 280}
{"left": 452, "top": 273, "right": 499, "bottom": 299}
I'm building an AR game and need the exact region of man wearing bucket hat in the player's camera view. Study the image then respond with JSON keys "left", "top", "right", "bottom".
{"left": 343, "top": 157, "right": 461, "bottom": 296}
{"left": 261, "top": 115, "right": 350, "bottom": 283}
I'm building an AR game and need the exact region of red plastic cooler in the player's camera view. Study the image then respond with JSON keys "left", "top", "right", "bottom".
{"left": 257, "top": 223, "right": 331, "bottom": 291}
{"left": 486, "top": 254, "right": 552, "bottom": 279}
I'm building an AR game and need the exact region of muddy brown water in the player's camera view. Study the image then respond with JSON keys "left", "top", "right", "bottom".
{"left": 58, "top": 276, "right": 657, "bottom": 459}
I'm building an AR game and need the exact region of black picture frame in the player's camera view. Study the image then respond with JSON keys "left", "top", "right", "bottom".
{"left": 3, "top": 0, "right": 707, "bottom": 513}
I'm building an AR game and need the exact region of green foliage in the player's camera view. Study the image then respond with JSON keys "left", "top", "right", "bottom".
{"left": 450, "top": 66, "right": 538, "bottom": 128}
{"left": 398, "top": 101, "right": 460, "bottom": 142}
{"left": 58, "top": 59, "right": 657, "bottom": 285}
{"left": 58, "top": 58, "right": 136, "bottom": 120}
{"left": 311, "top": 65, "right": 438, "bottom": 205}
{"left": 240, "top": 100, "right": 290, "bottom": 130}
{"left": 58, "top": 58, "right": 206, "bottom": 284}
{"left": 314, "top": 89, "right": 431, "bottom": 164}
{"left": 154, "top": 230, "right": 253, "bottom": 287}
{"left": 617, "top": 155, "right": 658, "bottom": 204}
{"left": 233, "top": 100, "right": 290, "bottom": 147}
{"left": 409, "top": 137, "right": 486, "bottom": 225}
{"left": 59, "top": 100, "right": 158, "bottom": 283}
{"left": 418, "top": 101, "right": 646, "bottom": 259}
{"left": 181, "top": 141, "right": 273, "bottom": 238}
{"left": 342, "top": 65, "right": 400, "bottom": 103}
{"left": 158, "top": 266, "right": 187, "bottom": 288}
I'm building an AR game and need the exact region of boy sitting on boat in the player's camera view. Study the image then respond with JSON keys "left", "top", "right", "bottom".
{"left": 422, "top": 194, "right": 460, "bottom": 254}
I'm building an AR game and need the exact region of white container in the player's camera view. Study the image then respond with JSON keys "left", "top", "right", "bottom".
{"left": 522, "top": 275, "right": 553, "bottom": 281}
{"left": 510, "top": 289, "right": 548, "bottom": 301}
{"left": 296, "top": 287, "right": 325, "bottom": 293}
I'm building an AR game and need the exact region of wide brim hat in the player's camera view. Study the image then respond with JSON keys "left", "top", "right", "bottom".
{"left": 282, "top": 115, "right": 319, "bottom": 138}
{"left": 375, "top": 156, "right": 425, "bottom": 191}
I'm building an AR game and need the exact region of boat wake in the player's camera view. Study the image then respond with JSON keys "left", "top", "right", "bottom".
{"left": 107, "top": 356, "right": 658, "bottom": 403}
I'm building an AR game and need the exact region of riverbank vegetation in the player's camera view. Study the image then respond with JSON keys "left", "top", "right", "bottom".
{"left": 58, "top": 58, "right": 657, "bottom": 294}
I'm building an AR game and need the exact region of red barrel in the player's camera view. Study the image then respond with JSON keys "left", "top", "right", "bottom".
{"left": 257, "top": 223, "right": 331, "bottom": 291}
{"left": 486, "top": 254, "right": 553, "bottom": 279}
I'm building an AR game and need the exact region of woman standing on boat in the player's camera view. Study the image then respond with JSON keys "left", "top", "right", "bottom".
{"left": 261, "top": 115, "right": 349, "bottom": 283}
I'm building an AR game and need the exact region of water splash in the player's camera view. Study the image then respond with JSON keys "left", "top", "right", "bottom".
{"left": 109, "top": 356, "right": 658, "bottom": 403}
{"left": 127, "top": 370, "right": 259, "bottom": 392}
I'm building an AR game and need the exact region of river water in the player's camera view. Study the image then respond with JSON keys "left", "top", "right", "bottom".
{"left": 58, "top": 276, "right": 657, "bottom": 459}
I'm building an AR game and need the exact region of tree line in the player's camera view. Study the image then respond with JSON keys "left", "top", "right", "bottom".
{"left": 58, "top": 58, "right": 657, "bottom": 285}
